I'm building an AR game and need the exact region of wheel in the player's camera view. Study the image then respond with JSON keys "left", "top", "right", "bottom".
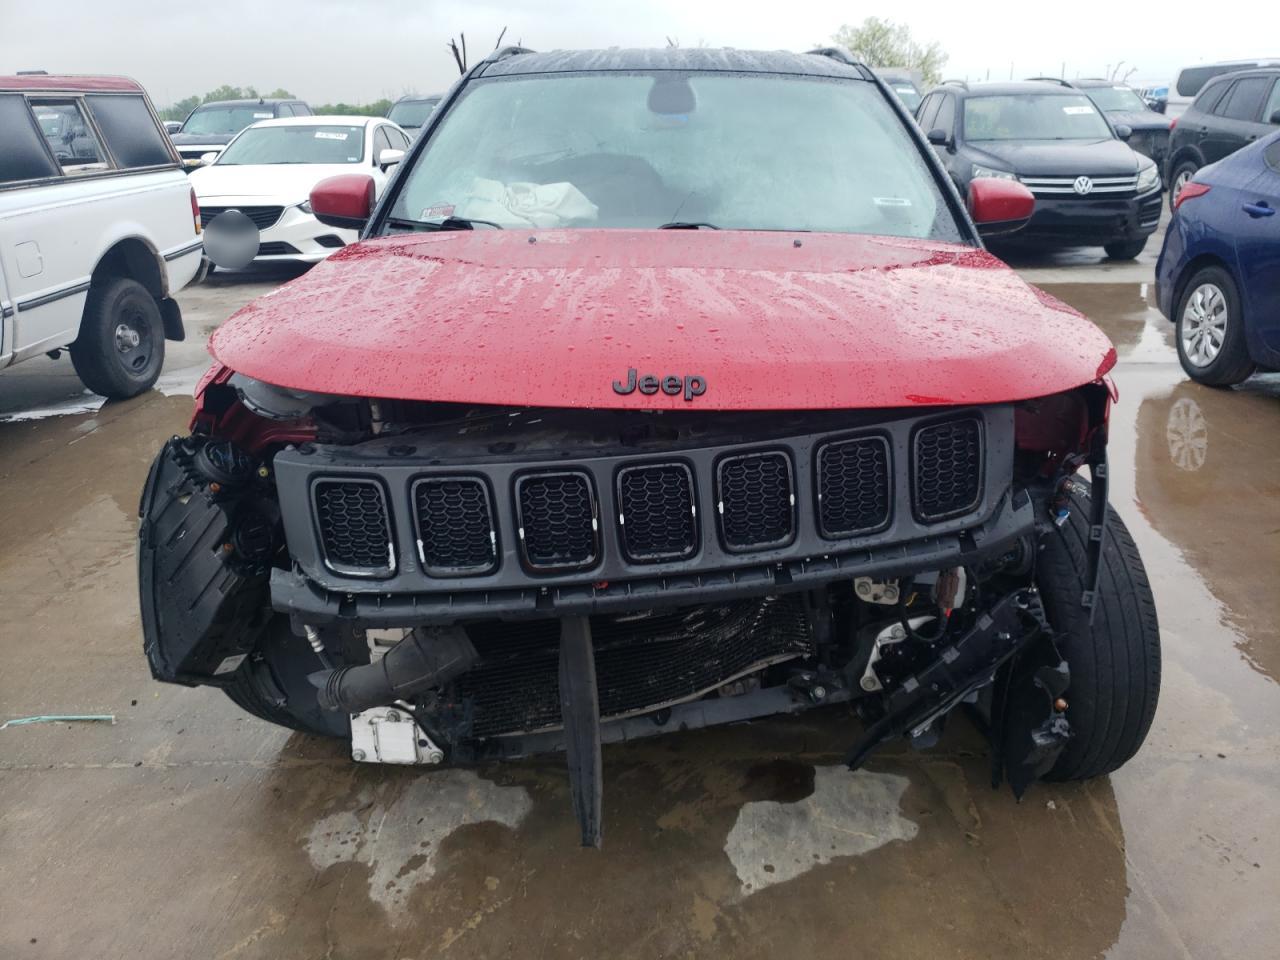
{"left": 1103, "top": 238, "right": 1147, "bottom": 260}
{"left": 1174, "top": 266, "right": 1254, "bottom": 386}
{"left": 1037, "top": 485, "right": 1161, "bottom": 781}
{"left": 222, "top": 618, "right": 349, "bottom": 738}
{"left": 70, "top": 276, "right": 165, "bottom": 399}
{"left": 1168, "top": 159, "right": 1198, "bottom": 214}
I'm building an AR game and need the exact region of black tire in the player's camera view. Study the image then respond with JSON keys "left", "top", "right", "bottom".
{"left": 222, "top": 618, "right": 349, "bottom": 739}
{"left": 1168, "top": 159, "right": 1198, "bottom": 214}
{"left": 1037, "top": 486, "right": 1161, "bottom": 781}
{"left": 1174, "top": 266, "right": 1254, "bottom": 387}
{"left": 1103, "top": 237, "right": 1147, "bottom": 260}
{"left": 71, "top": 276, "right": 165, "bottom": 398}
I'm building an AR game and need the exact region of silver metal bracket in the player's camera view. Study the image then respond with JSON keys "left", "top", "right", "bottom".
{"left": 854, "top": 577, "right": 900, "bottom": 605}
{"left": 350, "top": 705, "right": 443, "bottom": 765}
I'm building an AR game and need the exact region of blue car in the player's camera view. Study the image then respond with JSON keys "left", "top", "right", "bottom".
{"left": 1156, "top": 131, "right": 1280, "bottom": 385}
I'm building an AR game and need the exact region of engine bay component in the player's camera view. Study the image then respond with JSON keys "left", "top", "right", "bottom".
{"left": 310, "top": 626, "right": 478, "bottom": 715}
{"left": 854, "top": 577, "right": 900, "bottom": 605}
{"left": 350, "top": 705, "right": 444, "bottom": 764}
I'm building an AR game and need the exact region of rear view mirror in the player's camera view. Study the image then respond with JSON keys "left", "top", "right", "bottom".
{"left": 310, "top": 174, "right": 376, "bottom": 230}
{"left": 1270, "top": 109, "right": 1280, "bottom": 125}
{"left": 199, "top": 152, "right": 218, "bottom": 166}
{"left": 378, "top": 148, "right": 405, "bottom": 171}
{"left": 968, "top": 178, "right": 1036, "bottom": 238}
{"left": 926, "top": 128, "right": 950, "bottom": 146}
{"left": 1114, "top": 124, "right": 1133, "bottom": 141}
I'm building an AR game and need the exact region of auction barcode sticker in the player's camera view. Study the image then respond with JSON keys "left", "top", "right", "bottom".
{"left": 315, "top": 131, "right": 349, "bottom": 140}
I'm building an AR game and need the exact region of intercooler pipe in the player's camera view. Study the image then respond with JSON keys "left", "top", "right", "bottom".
{"left": 309, "top": 626, "right": 478, "bottom": 714}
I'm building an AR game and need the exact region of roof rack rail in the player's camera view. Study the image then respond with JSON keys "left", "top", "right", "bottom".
{"left": 486, "top": 45, "right": 535, "bottom": 63}
{"left": 941, "top": 79, "right": 968, "bottom": 89}
{"left": 1025, "top": 76, "right": 1074, "bottom": 87}
{"left": 804, "top": 47, "right": 874, "bottom": 79}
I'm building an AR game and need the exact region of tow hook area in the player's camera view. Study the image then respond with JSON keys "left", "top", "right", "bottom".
{"left": 351, "top": 705, "right": 445, "bottom": 765}
{"left": 845, "top": 589, "right": 1071, "bottom": 798}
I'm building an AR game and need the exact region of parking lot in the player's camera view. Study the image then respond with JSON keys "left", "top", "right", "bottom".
{"left": 1, "top": 207, "right": 1277, "bottom": 959}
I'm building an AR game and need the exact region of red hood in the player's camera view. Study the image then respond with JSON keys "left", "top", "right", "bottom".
{"left": 209, "top": 230, "right": 1114, "bottom": 410}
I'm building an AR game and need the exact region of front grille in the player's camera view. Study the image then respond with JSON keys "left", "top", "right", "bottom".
{"left": 913, "top": 418, "right": 983, "bottom": 522}
{"left": 256, "top": 241, "right": 299, "bottom": 256}
{"left": 412, "top": 477, "right": 496, "bottom": 576}
{"left": 457, "top": 597, "right": 814, "bottom": 737}
{"left": 1139, "top": 194, "right": 1162, "bottom": 228}
{"left": 816, "top": 436, "right": 891, "bottom": 538}
{"left": 315, "top": 234, "right": 345, "bottom": 249}
{"left": 617, "top": 462, "right": 697, "bottom": 562}
{"left": 717, "top": 451, "right": 795, "bottom": 551}
{"left": 312, "top": 479, "right": 394, "bottom": 575}
{"left": 1019, "top": 175, "right": 1137, "bottom": 197}
{"left": 200, "top": 205, "right": 285, "bottom": 230}
{"left": 516, "top": 471, "right": 598, "bottom": 571}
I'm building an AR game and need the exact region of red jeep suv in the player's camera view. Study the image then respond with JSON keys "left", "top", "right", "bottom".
{"left": 139, "top": 47, "right": 1160, "bottom": 847}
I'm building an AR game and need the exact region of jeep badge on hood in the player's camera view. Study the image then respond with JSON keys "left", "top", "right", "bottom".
{"left": 612, "top": 368, "right": 707, "bottom": 401}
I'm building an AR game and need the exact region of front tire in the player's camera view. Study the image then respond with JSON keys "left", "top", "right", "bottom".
{"left": 1103, "top": 238, "right": 1147, "bottom": 260}
{"left": 1175, "top": 266, "right": 1254, "bottom": 386}
{"left": 71, "top": 277, "right": 165, "bottom": 399}
{"left": 1037, "top": 486, "right": 1161, "bottom": 782}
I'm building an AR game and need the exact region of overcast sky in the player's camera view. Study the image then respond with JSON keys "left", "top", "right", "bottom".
{"left": 0, "top": 0, "right": 1261, "bottom": 107}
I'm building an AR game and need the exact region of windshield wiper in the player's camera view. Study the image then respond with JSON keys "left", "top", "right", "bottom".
{"left": 386, "top": 215, "right": 504, "bottom": 232}
{"left": 658, "top": 221, "right": 720, "bottom": 230}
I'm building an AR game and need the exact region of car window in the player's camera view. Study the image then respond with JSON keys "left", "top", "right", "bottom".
{"left": 1084, "top": 86, "right": 1150, "bottom": 113}
{"left": 389, "top": 127, "right": 411, "bottom": 149}
{"left": 916, "top": 94, "right": 939, "bottom": 130}
{"left": 216, "top": 124, "right": 366, "bottom": 165}
{"left": 934, "top": 95, "right": 955, "bottom": 135}
{"left": 963, "top": 94, "right": 1112, "bottom": 141}
{"left": 86, "top": 94, "right": 173, "bottom": 168}
{"left": 388, "top": 98, "right": 438, "bottom": 129}
{"left": 1219, "top": 77, "right": 1271, "bottom": 122}
{"left": 1264, "top": 80, "right": 1280, "bottom": 124}
{"left": 0, "top": 94, "right": 61, "bottom": 184}
{"left": 184, "top": 104, "right": 275, "bottom": 136}
{"left": 389, "top": 72, "right": 964, "bottom": 242}
{"left": 276, "top": 104, "right": 295, "bottom": 117}
{"left": 293, "top": 103, "right": 312, "bottom": 116}
{"left": 373, "top": 125, "right": 393, "bottom": 163}
{"left": 29, "top": 98, "right": 108, "bottom": 171}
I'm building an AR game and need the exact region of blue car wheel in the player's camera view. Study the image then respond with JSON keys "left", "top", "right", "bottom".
{"left": 1175, "top": 266, "right": 1255, "bottom": 386}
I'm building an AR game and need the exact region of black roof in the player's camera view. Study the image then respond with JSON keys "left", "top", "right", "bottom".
{"left": 194, "top": 98, "right": 302, "bottom": 107}
{"left": 479, "top": 48, "right": 868, "bottom": 80}
{"left": 393, "top": 93, "right": 443, "bottom": 103}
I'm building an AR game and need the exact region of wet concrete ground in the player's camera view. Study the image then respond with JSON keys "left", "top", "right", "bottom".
{"left": 2, "top": 227, "right": 1278, "bottom": 959}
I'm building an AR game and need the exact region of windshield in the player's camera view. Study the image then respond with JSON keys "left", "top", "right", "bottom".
{"left": 386, "top": 72, "right": 962, "bottom": 241}
{"left": 890, "top": 85, "right": 922, "bottom": 111}
{"left": 183, "top": 105, "right": 275, "bottom": 136}
{"left": 216, "top": 125, "right": 366, "bottom": 165}
{"left": 1083, "top": 86, "right": 1149, "bottom": 113}
{"left": 388, "top": 99, "right": 439, "bottom": 129}
{"left": 964, "top": 94, "right": 1113, "bottom": 141}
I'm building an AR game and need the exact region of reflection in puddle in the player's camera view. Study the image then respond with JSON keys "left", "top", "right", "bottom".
{"left": 1166, "top": 396, "right": 1208, "bottom": 472}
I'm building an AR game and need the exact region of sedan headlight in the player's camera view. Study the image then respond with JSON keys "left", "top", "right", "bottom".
{"left": 971, "top": 164, "right": 1018, "bottom": 181}
{"left": 297, "top": 200, "right": 313, "bottom": 214}
{"left": 1136, "top": 163, "right": 1159, "bottom": 194}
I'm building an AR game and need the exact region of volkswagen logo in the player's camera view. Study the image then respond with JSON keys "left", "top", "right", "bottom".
{"left": 1073, "top": 176, "right": 1094, "bottom": 196}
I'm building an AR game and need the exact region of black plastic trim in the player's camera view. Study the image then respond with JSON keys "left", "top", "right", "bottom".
{"left": 409, "top": 473, "right": 499, "bottom": 577}
{"left": 513, "top": 469, "right": 601, "bottom": 573}
{"left": 310, "top": 476, "right": 397, "bottom": 579}
{"left": 911, "top": 414, "right": 985, "bottom": 523}
{"left": 814, "top": 432, "right": 893, "bottom": 539}
{"left": 615, "top": 459, "right": 699, "bottom": 563}
{"left": 715, "top": 448, "right": 796, "bottom": 552}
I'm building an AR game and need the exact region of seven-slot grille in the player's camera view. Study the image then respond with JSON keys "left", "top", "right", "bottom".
{"left": 717, "top": 451, "right": 795, "bottom": 551}
{"left": 617, "top": 462, "right": 698, "bottom": 562}
{"left": 913, "top": 418, "right": 983, "bottom": 522}
{"left": 199, "top": 205, "right": 285, "bottom": 230}
{"left": 816, "top": 436, "right": 891, "bottom": 538}
{"left": 312, "top": 479, "right": 394, "bottom": 575}
{"left": 412, "top": 477, "right": 497, "bottom": 576}
{"left": 515, "top": 471, "right": 598, "bottom": 571}
{"left": 1018, "top": 174, "right": 1138, "bottom": 197}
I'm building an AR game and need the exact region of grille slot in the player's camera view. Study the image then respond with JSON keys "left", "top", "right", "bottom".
{"left": 515, "top": 471, "right": 598, "bottom": 571}
{"left": 913, "top": 417, "right": 983, "bottom": 522}
{"left": 816, "top": 436, "right": 891, "bottom": 538}
{"left": 312, "top": 479, "right": 394, "bottom": 576}
{"left": 256, "top": 241, "right": 299, "bottom": 256}
{"left": 717, "top": 451, "right": 795, "bottom": 551}
{"left": 412, "top": 476, "right": 497, "bottom": 576}
{"left": 617, "top": 462, "right": 698, "bottom": 563}
{"left": 457, "top": 597, "right": 813, "bottom": 737}
{"left": 199, "top": 205, "right": 285, "bottom": 230}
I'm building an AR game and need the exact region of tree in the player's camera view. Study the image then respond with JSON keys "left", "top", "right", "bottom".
{"left": 831, "top": 18, "right": 948, "bottom": 86}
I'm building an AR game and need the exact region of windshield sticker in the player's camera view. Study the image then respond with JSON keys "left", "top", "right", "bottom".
{"left": 253, "top": 112, "right": 273, "bottom": 118}
{"left": 422, "top": 203, "right": 456, "bottom": 219}
{"left": 315, "top": 131, "right": 349, "bottom": 140}
{"left": 873, "top": 197, "right": 913, "bottom": 207}
{"left": 1063, "top": 105, "right": 1095, "bottom": 115}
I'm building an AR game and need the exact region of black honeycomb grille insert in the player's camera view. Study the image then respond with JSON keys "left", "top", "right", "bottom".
{"left": 717, "top": 451, "right": 794, "bottom": 551}
{"left": 515, "top": 471, "right": 598, "bottom": 570}
{"left": 816, "top": 436, "right": 891, "bottom": 538}
{"left": 412, "top": 477, "right": 496, "bottom": 576}
{"left": 199, "top": 205, "right": 284, "bottom": 230}
{"left": 457, "top": 597, "right": 814, "bottom": 737}
{"left": 617, "top": 462, "right": 697, "bottom": 562}
{"left": 313, "top": 479, "right": 393, "bottom": 574}
{"left": 913, "top": 417, "right": 984, "bottom": 522}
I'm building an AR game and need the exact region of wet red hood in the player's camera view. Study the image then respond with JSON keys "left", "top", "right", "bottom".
{"left": 209, "top": 230, "right": 1114, "bottom": 410}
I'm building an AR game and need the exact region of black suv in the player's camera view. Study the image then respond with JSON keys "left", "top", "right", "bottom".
{"left": 917, "top": 80, "right": 1162, "bottom": 258}
{"left": 1029, "top": 78, "right": 1173, "bottom": 171}
{"left": 386, "top": 93, "right": 443, "bottom": 139}
{"left": 169, "top": 98, "right": 313, "bottom": 169}
{"left": 1166, "top": 67, "right": 1280, "bottom": 211}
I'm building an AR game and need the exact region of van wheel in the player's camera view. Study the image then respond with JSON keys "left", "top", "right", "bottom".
{"left": 1037, "top": 486, "right": 1161, "bottom": 781}
{"left": 1174, "top": 266, "right": 1254, "bottom": 386}
{"left": 71, "top": 277, "right": 165, "bottom": 399}
{"left": 1169, "top": 160, "right": 1198, "bottom": 214}
{"left": 1103, "top": 238, "right": 1147, "bottom": 260}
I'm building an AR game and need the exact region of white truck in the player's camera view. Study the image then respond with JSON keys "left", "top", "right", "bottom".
{"left": 0, "top": 73, "right": 203, "bottom": 399}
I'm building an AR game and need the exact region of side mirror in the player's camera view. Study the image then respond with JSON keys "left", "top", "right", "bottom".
{"left": 1270, "top": 109, "right": 1280, "bottom": 125}
{"left": 199, "top": 151, "right": 218, "bottom": 166}
{"left": 377, "top": 148, "right": 405, "bottom": 171}
{"left": 310, "top": 174, "right": 376, "bottom": 230}
{"left": 926, "top": 128, "right": 950, "bottom": 146}
{"left": 968, "top": 178, "right": 1036, "bottom": 238}
{"left": 1114, "top": 124, "right": 1133, "bottom": 141}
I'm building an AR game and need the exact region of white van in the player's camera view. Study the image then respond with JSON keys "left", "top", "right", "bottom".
{"left": 0, "top": 74, "right": 203, "bottom": 398}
